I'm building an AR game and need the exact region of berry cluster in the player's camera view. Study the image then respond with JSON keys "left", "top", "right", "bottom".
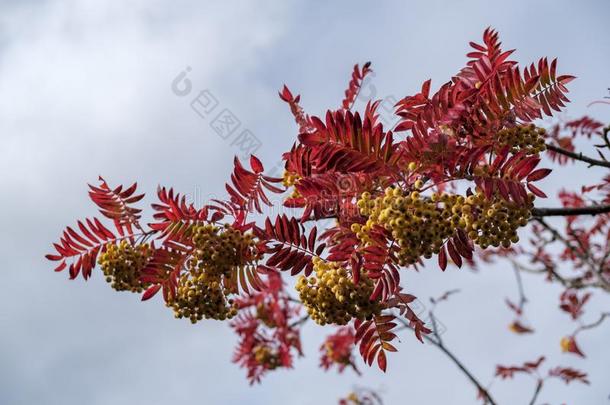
{"left": 98, "top": 240, "right": 152, "bottom": 292}
{"left": 356, "top": 187, "right": 454, "bottom": 265}
{"left": 256, "top": 302, "right": 278, "bottom": 328}
{"left": 191, "top": 223, "right": 258, "bottom": 276}
{"left": 460, "top": 191, "right": 533, "bottom": 249}
{"left": 497, "top": 124, "right": 547, "bottom": 155}
{"left": 282, "top": 170, "right": 302, "bottom": 199}
{"left": 170, "top": 270, "right": 238, "bottom": 323}
{"left": 356, "top": 186, "right": 534, "bottom": 265}
{"left": 296, "top": 258, "right": 381, "bottom": 326}
{"left": 168, "top": 223, "right": 258, "bottom": 323}
{"left": 253, "top": 345, "right": 281, "bottom": 370}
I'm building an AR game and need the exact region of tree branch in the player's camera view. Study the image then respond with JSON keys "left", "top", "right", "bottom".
{"left": 509, "top": 256, "right": 590, "bottom": 290}
{"left": 425, "top": 334, "right": 497, "bottom": 405}
{"left": 535, "top": 218, "right": 592, "bottom": 267}
{"left": 289, "top": 314, "right": 309, "bottom": 328}
{"left": 528, "top": 379, "right": 543, "bottom": 405}
{"left": 574, "top": 312, "right": 610, "bottom": 335}
{"left": 531, "top": 204, "right": 610, "bottom": 217}
{"left": 512, "top": 262, "right": 528, "bottom": 311}
{"left": 534, "top": 218, "right": 610, "bottom": 291}
{"left": 395, "top": 317, "right": 498, "bottom": 405}
{"left": 545, "top": 143, "right": 610, "bottom": 169}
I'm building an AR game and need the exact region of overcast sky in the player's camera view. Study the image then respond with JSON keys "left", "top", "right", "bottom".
{"left": 1, "top": 1, "right": 609, "bottom": 404}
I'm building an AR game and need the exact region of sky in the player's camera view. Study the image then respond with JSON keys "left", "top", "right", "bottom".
{"left": 1, "top": 1, "right": 609, "bottom": 404}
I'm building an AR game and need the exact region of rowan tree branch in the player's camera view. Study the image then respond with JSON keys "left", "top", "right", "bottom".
{"left": 534, "top": 218, "right": 610, "bottom": 291}
{"left": 512, "top": 262, "right": 528, "bottom": 311}
{"left": 531, "top": 204, "right": 610, "bottom": 217}
{"left": 395, "top": 317, "right": 498, "bottom": 405}
{"left": 528, "top": 379, "right": 543, "bottom": 405}
{"left": 289, "top": 314, "right": 309, "bottom": 328}
{"left": 545, "top": 143, "right": 610, "bottom": 168}
{"left": 509, "top": 256, "right": 589, "bottom": 290}
{"left": 535, "top": 218, "right": 593, "bottom": 267}
{"left": 574, "top": 312, "right": 610, "bottom": 335}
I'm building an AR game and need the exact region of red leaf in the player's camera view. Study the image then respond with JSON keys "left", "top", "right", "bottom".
{"left": 54, "top": 261, "right": 67, "bottom": 272}
{"left": 527, "top": 183, "right": 547, "bottom": 198}
{"left": 142, "top": 284, "right": 162, "bottom": 301}
{"left": 527, "top": 168, "right": 552, "bottom": 182}
{"left": 446, "top": 240, "right": 462, "bottom": 268}
{"left": 377, "top": 349, "right": 387, "bottom": 372}
{"left": 250, "top": 155, "right": 264, "bottom": 173}
{"left": 438, "top": 246, "right": 447, "bottom": 271}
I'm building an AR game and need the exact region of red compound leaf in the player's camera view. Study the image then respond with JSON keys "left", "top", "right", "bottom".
{"left": 559, "top": 289, "right": 591, "bottom": 320}
{"left": 354, "top": 314, "right": 398, "bottom": 372}
{"left": 359, "top": 229, "right": 401, "bottom": 302}
{"left": 298, "top": 109, "right": 400, "bottom": 175}
{"left": 548, "top": 367, "right": 590, "bottom": 385}
{"left": 88, "top": 176, "right": 145, "bottom": 236}
{"left": 288, "top": 172, "right": 373, "bottom": 222}
{"left": 524, "top": 57, "right": 574, "bottom": 118}
{"left": 386, "top": 292, "right": 431, "bottom": 343}
{"left": 564, "top": 116, "right": 605, "bottom": 138}
{"left": 495, "top": 356, "right": 545, "bottom": 379}
{"left": 279, "top": 84, "right": 315, "bottom": 133}
{"left": 46, "top": 218, "right": 119, "bottom": 280}
{"left": 256, "top": 215, "right": 325, "bottom": 276}
{"left": 320, "top": 327, "right": 360, "bottom": 375}
{"left": 226, "top": 156, "right": 284, "bottom": 214}
{"left": 149, "top": 186, "right": 209, "bottom": 244}
{"left": 230, "top": 273, "right": 303, "bottom": 384}
{"left": 342, "top": 62, "right": 372, "bottom": 110}
{"left": 138, "top": 246, "right": 195, "bottom": 303}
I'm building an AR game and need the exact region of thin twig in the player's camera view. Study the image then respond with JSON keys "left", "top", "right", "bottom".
{"left": 535, "top": 218, "right": 610, "bottom": 290}
{"left": 545, "top": 143, "right": 610, "bottom": 169}
{"left": 395, "top": 317, "right": 498, "bottom": 405}
{"left": 574, "top": 312, "right": 610, "bottom": 335}
{"left": 289, "top": 315, "right": 309, "bottom": 328}
{"left": 512, "top": 263, "right": 528, "bottom": 311}
{"left": 528, "top": 379, "right": 543, "bottom": 405}
{"left": 535, "top": 218, "right": 593, "bottom": 269}
{"left": 429, "top": 311, "right": 443, "bottom": 346}
{"left": 517, "top": 258, "right": 581, "bottom": 288}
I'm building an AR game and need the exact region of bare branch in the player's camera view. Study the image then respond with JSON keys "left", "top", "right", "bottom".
{"left": 574, "top": 312, "right": 610, "bottom": 335}
{"left": 545, "top": 143, "right": 610, "bottom": 169}
{"left": 512, "top": 262, "right": 528, "bottom": 311}
{"left": 534, "top": 218, "right": 610, "bottom": 291}
{"left": 395, "top": 317, "right": 498, "bottom": 405}
{"left": 531, "top": 205, "right": 610, "bottom": 217}
{"left": 289, "top": 314, "right": 309, "bottom": 328}
{"left": 528, "top": 379, "right": 543, "bottom": 405}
